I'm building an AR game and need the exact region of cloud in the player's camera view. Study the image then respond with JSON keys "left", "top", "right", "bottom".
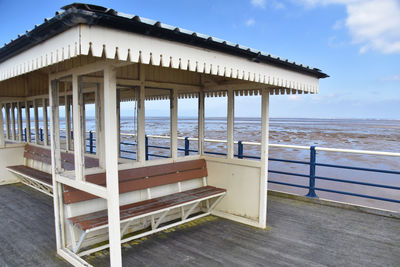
{"left": 380, "top": 74, "right": 400, "bottom": 81}
{"left": 251, "top": 0, "right": 285, "bottom": 9}
{"left": 246, "top": 18, "right": 256, "bottom": 26}
{"left": 298, "top": 0, "right": 400, "bottom": 54}
{"left": 251, "top": 0, "right": 266, "bottom": 8}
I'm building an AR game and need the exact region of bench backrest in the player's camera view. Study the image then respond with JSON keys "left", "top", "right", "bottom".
{"left": 63, "top": 159, "right": 208, "bottom": 204}
{"left": 24, "top": 144, "right": 99, "bottom": 171}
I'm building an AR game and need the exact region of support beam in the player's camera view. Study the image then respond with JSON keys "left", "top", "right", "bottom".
{"left": 25, "top": 101, "right": 31, "bottom": 143}
{"left": 11, "top": 103, "right": 16, "bottom": 141}
{"left": 72, "top": 74, "right": 85, "bottom": 181}
{"left": 34, "top": 99, "right": 39, "bottom": 144}
{"left": 227, "top": 90, "right": 234, "bottom": 159}
{"left": 17, "top": 102, "right": 23, "bottom": 142}
{"left": 104, "top": 65, "right": 122, "bottom": 267}
{"left": 259, "top": 88, "right": 270, "bottom": 228}
{"left": 117, "top": 89, "right": 121, "bottom": 157}
{"left": 137, "top": 64, "right": 146, "bottom": 163}
{"left": 0, "top": 104, "right": 4, "bottom": 147}
{"left": 96, "top": 83, "right": 106, "bottom": 168}
{"left": 65, "top": 95, "right": 72, "bottom": 150}
{"left": 198, "top": 90, "right": 205, "bottom": 155}
{"left": 49, "top": 79, "right": 66, "bottom": 251}
{"left": 170, "top": 89, "right": 178, "bottom": 159}
{"left": 43, "top": 98, "right": 49, "bottom": 146}
{"left": 5, "top": 103, "right": 10, "bottom": 140}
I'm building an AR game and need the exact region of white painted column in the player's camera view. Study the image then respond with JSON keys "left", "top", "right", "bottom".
{"left": 259, "top": 88, "right": 270, "bottom": 228}
{"left": 25, "top": 101, "right": 31, "bottom": 143}
{"left": 96, "top": 83, "right": 106, "bottom": 168}
{"left": 43, "top": 98, "right": 49, "bottom": 146}
{"left": 0, "top": 104, "right": 5, "bottom": 147}
{"left": 198, "top": 90, "right": 205, "bottom": 155}
{"left": 49, "top": 79, "right": 65, "bottom": 250}
{"left": 34, "top": 99, "right": 39, "bottom": 144}
{"left": 137, "top": 64, "right": 146, "bottom": 163}
{"left": 104, "top": 65, "right": 122, "bottom": 267}
{"left": 117, "top": 89, "right": 121, "bottom": 157}
{"left": 11, "top": 103, "right": 16, "bottom": 141}
{"left": 5, "top": 103, "right": 10, "bottom": 140}
{"left": 72, "top": 74, "right": 85, "bottom": 181}
{"left": 170, "top": 89, "right": 178, "bottom": 159}
{"left": 65, "top": 95, "right": 72, "bottom": 150}
{"left": 17, "top": 102, "right": 23, "bottom": 142}
{"left": 227, "top": 90, "right": 234, "bottom": 159}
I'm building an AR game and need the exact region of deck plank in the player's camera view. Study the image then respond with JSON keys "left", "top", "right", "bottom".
{"left": 0, "top": 183, "right": 399, "bottom": 267}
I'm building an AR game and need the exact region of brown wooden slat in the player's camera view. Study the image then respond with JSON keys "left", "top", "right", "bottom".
{"left": 23, "top": 144, "right": 99, "bottom": 171}
{"left": 7, "top": 165, "right": 52, "bottom": 186}
{"left": 85, "top": 159, "right": 206, "bottom": 185}
{"left": 64, "top": 160, "right": 207, "bottom": 204}
{"left": 69, "top": 186, "right": 225, "bottom": 230}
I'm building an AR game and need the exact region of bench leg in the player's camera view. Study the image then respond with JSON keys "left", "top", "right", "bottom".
{"left": 68, "top": 221, "right": 87, "bottom": 254}
{"left": 151, "top": 209, "right": 169, "bottom": 230}
{"left": 182, "top": 202, "right": 200, "bottom": 221}
{"left": 208, "top": 195, "right": 224, "bottom": 212}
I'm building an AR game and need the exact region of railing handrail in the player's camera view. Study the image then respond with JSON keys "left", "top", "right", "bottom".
{"left": 16, "top": 128, "right": 400, "bottom": 157}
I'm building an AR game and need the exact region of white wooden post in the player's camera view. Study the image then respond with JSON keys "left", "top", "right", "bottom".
{"left": 227, "top": 90, "right": 234, "bottom": 159}
{"left": 170, "top": 89, "right": 178, "bottom": 159}
{"left": 72, "top": 74, "right": 85, "bottom": 181}
{"left": 49, "top": 79, "right": 65, "bottom": 250}
{"left": 17, "top": 102, "right": 23, "bottom": 142}
{"left": 117, "top": 89, "right": 121, "bottom": 157}
{"left": 259, "top": 88, "right": 270, "bottom": 228}
{"left": 198, "top": 90, "right": 205, "bottom": 155}
{"left": 0, "top": 104, "right": 5, "bottom": 147}
{"left": 11, "top": 103, "right": 16, "bottom": 141}
{"left": 34, "top": 99, "right": 39, "bottom": 144}
{"left": 5, "top": 103, "right": 10, "bottom": 140}
{"left": 25, "top": 101, "right": 31, "bottom": 143}
{"left": 137, "top": 64, "right": 146, "bottom": 163}
{"left": 43, "top": 98, "right": 49, "bottom": 146}
{"left": 96, "top": 83, "right": 106, "bottom": 168}
{"left": 104, "top": 65, "right": 122, "bottom": 266}
{"left": 65, "top": 94, "right": 72, "bottom": 150}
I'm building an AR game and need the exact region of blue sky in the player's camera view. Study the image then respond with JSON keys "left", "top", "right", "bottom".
{"left": 0, "top": 0, "right": 399, "bottom": 119}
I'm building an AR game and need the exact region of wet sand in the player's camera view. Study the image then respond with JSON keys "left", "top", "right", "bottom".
{"left": 84, "top": 117, "right": 400, "bottom": 212}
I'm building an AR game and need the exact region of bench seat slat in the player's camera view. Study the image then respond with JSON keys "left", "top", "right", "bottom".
{"left": 69, "top": 186, "right": 226, "bottom": 231}
{"left": 63, "top": 166, "right": 207, "bottom": 204}
{"left": 85, "top": 159, "right": 207, "bottom": 185}
{"left": 7, "top": 165, "right": 52, "bottom": 186}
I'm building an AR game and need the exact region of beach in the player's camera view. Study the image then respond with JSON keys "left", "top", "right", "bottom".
{"left": 64, "top": 117, "right": 400, "bottom": 212}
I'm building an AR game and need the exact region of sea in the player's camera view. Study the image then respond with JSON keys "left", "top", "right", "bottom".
{"left": 51, "top": 117, "right": 400, "bottom": 212}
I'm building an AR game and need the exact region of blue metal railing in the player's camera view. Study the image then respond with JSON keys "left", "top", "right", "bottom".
{"left": 24, "top": 128, "right": 400, "bottom": 205}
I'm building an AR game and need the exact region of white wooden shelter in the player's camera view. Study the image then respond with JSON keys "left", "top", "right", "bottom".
{"left": 0, "top": 3, "right": 327, "bottom": 267}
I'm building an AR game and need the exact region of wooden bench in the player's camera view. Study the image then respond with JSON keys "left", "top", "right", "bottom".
{"left": 64, "top": 159, "right": 226, "bottom": 256}
{"left": 6, "top": 144, "right": 99, "bottom": 196}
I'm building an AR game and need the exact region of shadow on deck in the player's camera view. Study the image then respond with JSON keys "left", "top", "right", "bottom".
{"left": 0, "top": 184, "right": 399, "bottom": 266}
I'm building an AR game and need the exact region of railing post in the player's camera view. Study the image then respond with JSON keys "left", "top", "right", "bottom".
{"left": 238, "top": 141, "right": 243, "bottom": 159}
{"left": 24, "top": 128, "right": 27, "bottom": 142}
{"left": 306, "top": 146, "right": 318, "bottom": 198}
{"left": 145, "top": 135, "right": 149, "bottom": 160}
{"left": 39, "top": 128, "right": 43, "bottom": 141}
{"left": 184, "top": 137, "right": 190, "bottom": 156}
{"left": 71, "top": 130, "right": 74, "bottom": 140}
{"left": 89, "top": 131, "right": 94, "bottom": 154}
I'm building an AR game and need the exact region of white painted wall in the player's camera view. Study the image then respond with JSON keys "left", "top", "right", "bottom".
{"left": 205, "top": 156, "right": 262, "bottom": 227}
{"left": 0, "top": 144, "right": 25, "bottom": 185}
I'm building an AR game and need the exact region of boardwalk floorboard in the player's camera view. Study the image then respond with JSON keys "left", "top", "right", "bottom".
{"left": 0, "top": 183, "right": 399, "bottom": 266}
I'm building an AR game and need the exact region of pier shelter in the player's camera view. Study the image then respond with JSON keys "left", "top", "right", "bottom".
{"left": 0, "top": 4, "right": 327, "bottom": 266}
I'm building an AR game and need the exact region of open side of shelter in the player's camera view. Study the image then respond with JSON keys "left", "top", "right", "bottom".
{"left": 0, "top": 3, "right": 327, "bottom": 267}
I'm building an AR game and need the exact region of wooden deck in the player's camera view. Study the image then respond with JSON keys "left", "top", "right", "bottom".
{"left": 0, "top": 183, "right": 399, "bottom": 266}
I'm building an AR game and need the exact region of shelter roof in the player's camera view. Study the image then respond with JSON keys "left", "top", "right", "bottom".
{"left": 0, "top": 3, "right": 328, "bottom": 80}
